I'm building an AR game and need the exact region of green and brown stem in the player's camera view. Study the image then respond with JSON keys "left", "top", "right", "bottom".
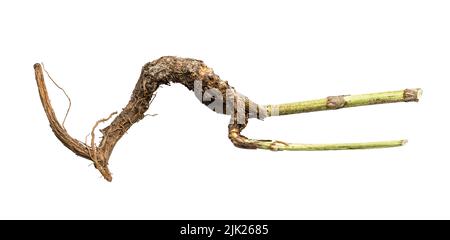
{"left": 229, "top": 88, "right": 421, "bottom": 151}
{"left": 266, "top": 89, "right": 422, "bottom": 116}
{"left": 34, "top": 56, "right": 421, "bottom": 181}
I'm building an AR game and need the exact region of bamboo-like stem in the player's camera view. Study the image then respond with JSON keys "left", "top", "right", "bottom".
{"left": 229, "top": 88, "right": 421, "bottom": 151}
{"left": 254, "top": 139, "right": 408, "bottom": 151}
{"left": 266, "top": 88, "right": 422, "bottom": 116}
{"left": 229, "top": 125, "right": 409, "bottom": 151}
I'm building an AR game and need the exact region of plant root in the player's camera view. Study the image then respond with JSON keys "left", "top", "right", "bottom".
{"left": 34, "top": 56, "right": 421, "bottom": 181}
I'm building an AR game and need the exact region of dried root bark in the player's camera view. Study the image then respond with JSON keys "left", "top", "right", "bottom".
{"left": 34, "top": 56, "right": 421, "bottom": 181}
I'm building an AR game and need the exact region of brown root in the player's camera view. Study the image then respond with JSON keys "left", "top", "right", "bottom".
{"left": 34, "top": 57, "right": 264, "bottom": 181}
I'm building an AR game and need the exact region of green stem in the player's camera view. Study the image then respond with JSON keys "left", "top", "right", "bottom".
{"left": 254, "top": 139, "right": 408, "bottom": 151}
{"left": 266, "top": 88, "right": 422, "bottom": 116}
{"left": 229, "top": 88, "right": 422, "bottom": 151}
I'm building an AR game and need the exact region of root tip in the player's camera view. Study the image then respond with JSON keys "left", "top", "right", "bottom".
{"left": 104, "top": 176, "right": 113, "bottom": 182}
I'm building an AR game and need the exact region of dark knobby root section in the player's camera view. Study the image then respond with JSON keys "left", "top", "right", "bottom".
{"left": 34, "top": 56, "right": 422, "bottom": 181}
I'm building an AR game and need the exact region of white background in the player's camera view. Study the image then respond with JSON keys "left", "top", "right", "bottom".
{"left": 0, "top": 0, "right": 448, "bottom": 219}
